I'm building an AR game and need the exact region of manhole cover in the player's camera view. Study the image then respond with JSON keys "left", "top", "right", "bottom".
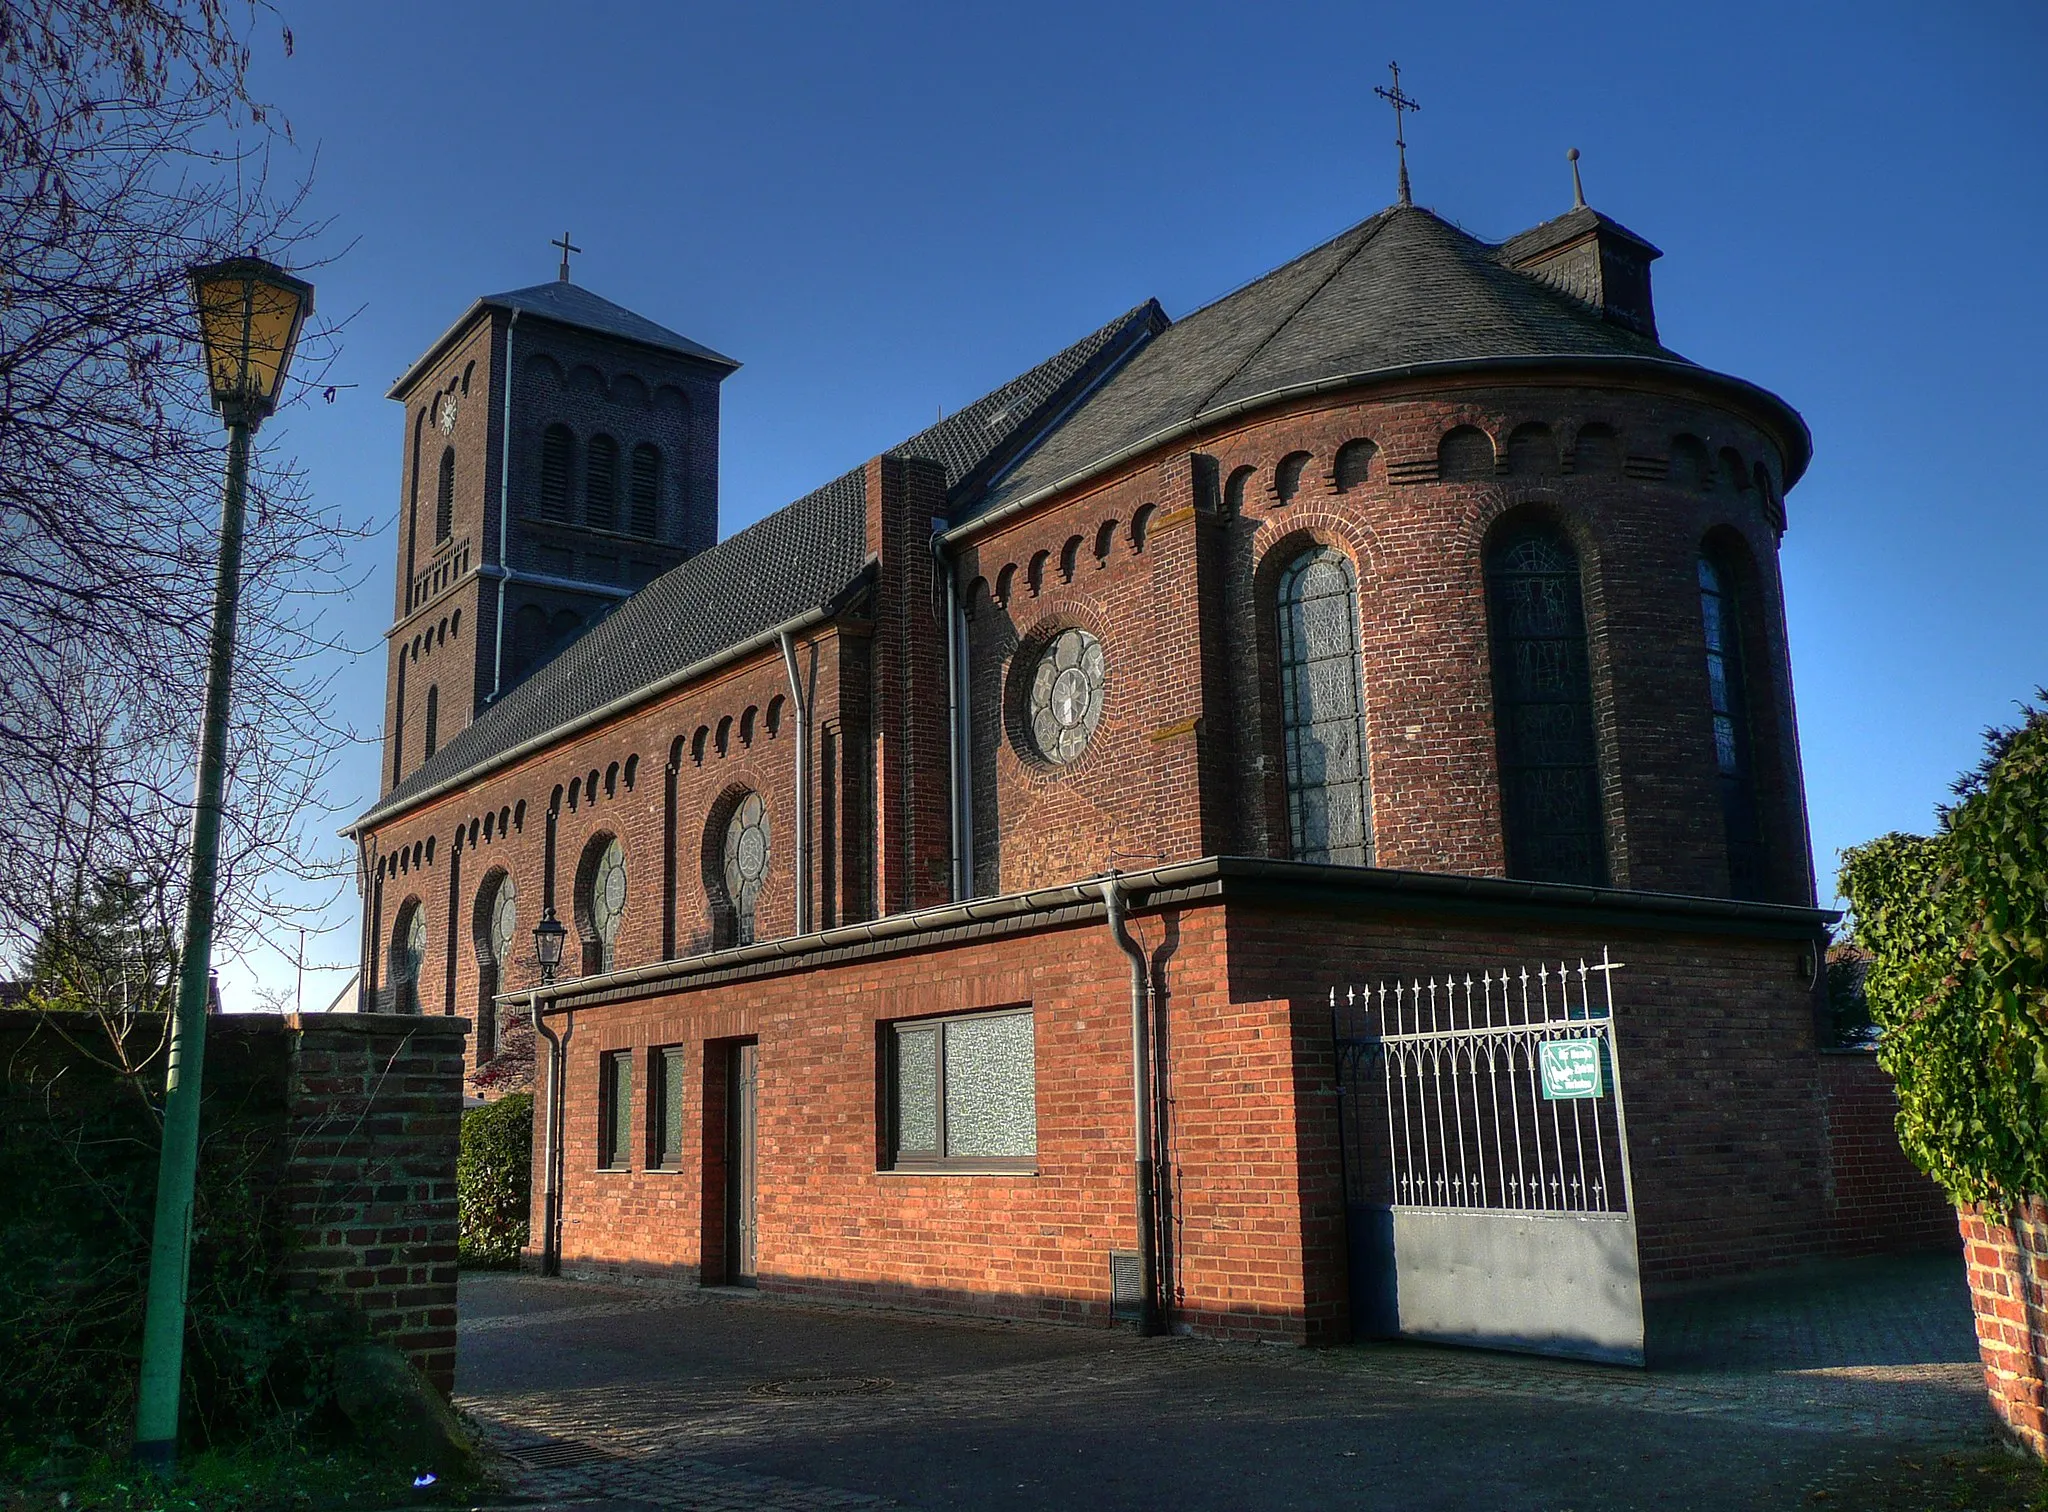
{"left": 749, "top": 1375, "right": 896, "bottom": 1399}
{"left": 501, "top": 1439, "right": 613, "bottom": 1469}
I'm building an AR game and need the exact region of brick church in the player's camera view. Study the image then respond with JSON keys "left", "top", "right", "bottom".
{"left": 349, "top": 173, "right": 1948, "bottom": 1351}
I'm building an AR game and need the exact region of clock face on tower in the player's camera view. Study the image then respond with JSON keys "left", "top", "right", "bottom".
{"left": 437, "top": 398, "right": 459, "bottom": 435}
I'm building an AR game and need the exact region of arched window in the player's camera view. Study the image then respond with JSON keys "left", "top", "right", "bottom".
{"left": 577, "top": 835, "right": 626, "bottom": 974}
{"left": 629, "top": 444, "right": 660, "bottom": 537}
{"left": 1699, "top": 552, "right": 1764, "bottom": 898}
{"left": 473, "top": 871, "right": 515, "bottom": 1056}
{"left": 423, "top": 685, "right": 439, "bottom": 758}
{"left": 1485, "top": 522, "right": 1605, "bottom": 885}
{"left": 585, "top": 433, "right": 619, "bottom": 530}
{"left": 1274, "top": 547, "right": 1373, "bottom": 866}
{"left": 435, "top": 446, "right": 456, "bottom": 541}
{"left": 721, "top": 793, "right": 770, "bottom": 945}
{"left": 539, "top": 425, "right": 574, "bottom": 521}
{"left": 391, "top": 901, "right": 426, "bottom": 1014}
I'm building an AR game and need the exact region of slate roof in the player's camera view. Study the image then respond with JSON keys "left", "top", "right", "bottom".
{"left": 363, "top": 203, "right": 1806, "bottom": 827}
{"left": 358, "top": 302, "right": 1162, "bottom": 825}
{"left": 973, "top": 204, "right": 1700, "bottom": 518}
{"left": 387, "top": 280, "right": 739, "bottom": 398}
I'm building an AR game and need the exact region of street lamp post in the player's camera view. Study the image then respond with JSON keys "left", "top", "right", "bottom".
{"left": 133, "top": 258, "right": 312, "bottom": 1473}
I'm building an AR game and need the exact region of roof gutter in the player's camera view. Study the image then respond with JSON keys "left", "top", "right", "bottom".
{"left": 347, "top": 598, "right": 842, "bottom": 836}
{"left": 517, "top": 854, "right": 1836, "bottom": 1013}
{"left": 939, "top": 353, "right": 1813, "bottom": 549}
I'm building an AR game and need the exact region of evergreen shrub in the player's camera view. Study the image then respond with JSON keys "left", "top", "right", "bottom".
{"left": 457, "top": 1093, "right": 532, "bottom": 1268}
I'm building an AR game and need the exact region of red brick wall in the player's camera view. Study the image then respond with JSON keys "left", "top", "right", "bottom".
{"left": 278, "top": 1013, "right": 467, "bottom": 1394}
{"left": 1819, "top": 1050, "right": 1958, "bottom": 1255}
{"left": 955, "top": 380, "right": 1811, "bottom": 905}
{"left": 531, "top": 894, "right": 1338, "bottom": 1343}
{"left": 523, "top": 881, "right": 1842, "bottom": 1339}
{"left": 0, "top": 1010, "right": 465, "bottom": 1396}
{"left": 1959, "top": 1199, "right": 2048, "bottom": 1459}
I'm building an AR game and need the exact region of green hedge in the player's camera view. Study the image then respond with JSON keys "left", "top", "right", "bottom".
{"left": 1839, "top": 701, "right": 2048, "bottom": 1207}
{"left": 457, "top": 1093, "right": 532, "bottom": 1268}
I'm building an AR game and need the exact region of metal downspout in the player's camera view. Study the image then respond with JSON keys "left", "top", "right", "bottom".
{"left": 934, "top": 533, "right": 964, "bottom": 899}
{"left": 491, "top": 310, "right": 519, "bottom": 701}
{"left": 778, "top": 629, "right": 810, "bottom": 935}
{"left": 1101, "top": 873, "right": 1162, "bottom": 1334}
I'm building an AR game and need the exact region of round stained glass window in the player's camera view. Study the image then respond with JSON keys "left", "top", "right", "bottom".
{"left": 589, "top": 838, "right": 625, "bottom": 947}
{"left": 487, "top": 876, "right": 516, "bottom": 966}
{"left": 1026, "top": 628, "right": 1106, "bottom": 765}
{"left": 722, "top": 793, "right": 770, "bottom": 941}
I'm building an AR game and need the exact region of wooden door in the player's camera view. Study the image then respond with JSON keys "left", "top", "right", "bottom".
{"left": 725, "top": 1041, "right": 757, "bottom": 1284}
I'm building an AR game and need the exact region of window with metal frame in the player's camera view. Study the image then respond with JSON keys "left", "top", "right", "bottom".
{"left": 598, "top": 1050, "right": 632, "bottom": 1171}
{"left": 887, "top": 1009, "right": 1036, "bottom": 1171}
{"left": 1485, "top": 522, "right": 1606, "bottom": 886}
{"left": 649, "top": 1045, "right": 685, "bottom": 1171}
{"left": 1275, "top": 546, "right": 1373, "bottom": 865}
{"left": 1697, "top": 553, "right": 1765, "bottom": 898}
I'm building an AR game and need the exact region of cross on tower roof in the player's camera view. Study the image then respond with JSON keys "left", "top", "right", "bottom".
{"left": 1374, "top": 62, "right": 1421, "bottom": 208}
{"left": 551, "top": 231, "right": 581, "bottom": 283}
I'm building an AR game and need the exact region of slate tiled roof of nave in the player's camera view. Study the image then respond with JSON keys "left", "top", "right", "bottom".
{"left": 357, "top": 302, "right": 1164, "bottom": 824}
{"left": 970, "top": 204, "right": 1689, "bottom": 519}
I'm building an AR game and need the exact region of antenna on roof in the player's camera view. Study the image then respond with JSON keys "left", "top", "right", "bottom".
{"left": 1568, "top": 147, "right": 1586, "bottom": 209}
{"left": 1374, "top": 62, "right": 1421, "bottom": 208}
{"left": 551, "top": 230, "right": 581, "bottom": 283}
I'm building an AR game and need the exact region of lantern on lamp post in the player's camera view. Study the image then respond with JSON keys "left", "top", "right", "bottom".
{"left": 133, "top": 258, "right": 311, "bottom": 1474}
{"left": 533, "top": 908, "right": 568, "bottom": 985}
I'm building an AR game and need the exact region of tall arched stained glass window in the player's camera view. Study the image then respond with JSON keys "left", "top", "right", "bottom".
{"left": 1698, "top": 553, "right": 1764, "bottom": 898}
{"left": 577, "top": 836, "right": 625, "bottom": 974}
{"left": 1485, "top": 523, "right": 1605, "bottom": 885}
{"left": 722, "top": 793, "right": 770, "bottom": 945}
{"left": 1275, "top": 547, "right": 1373, "bottom": 865}
{"left": 391, "top": 902, "right": 426, "bottom": 1015}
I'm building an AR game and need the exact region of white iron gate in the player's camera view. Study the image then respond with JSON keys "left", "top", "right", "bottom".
{"left": 1332, "top": 949, "right": 1645, "bottom": 1364}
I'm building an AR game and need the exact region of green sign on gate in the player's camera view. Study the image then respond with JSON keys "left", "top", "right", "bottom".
{"left": 1539, "top": 1038, "right": 1604, "bottom": 1100}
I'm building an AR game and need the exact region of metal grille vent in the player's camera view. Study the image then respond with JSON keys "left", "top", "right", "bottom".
{"left": 501, "top": 1439, "right": 612, "bottom": 1470}
{"left": 1109, "top": 1250, "right": 1144, "bottom": 1318}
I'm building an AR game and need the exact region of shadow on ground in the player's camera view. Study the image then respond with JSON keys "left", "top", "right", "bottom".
{"left": 454, "top": 1250, "right": 1996, "bottom": 1512}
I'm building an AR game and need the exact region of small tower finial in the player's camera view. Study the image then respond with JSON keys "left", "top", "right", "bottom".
{"left": 1374, "top": 62, "right": 1422, "bottom": 208}
{"left": 1567, "top": 147, "right": 1586, "bottom": 210}
{"left": 551, "top": 230, "right": 582, "bottom": 283}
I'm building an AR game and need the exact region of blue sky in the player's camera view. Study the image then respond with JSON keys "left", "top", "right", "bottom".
{"left": 234, "top": 0, "right": 2047, "bottom": 1007}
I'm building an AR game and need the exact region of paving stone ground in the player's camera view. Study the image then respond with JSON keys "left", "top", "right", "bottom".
{"left": 453, "top": 1251, "right": 1993, "bottom": 1511}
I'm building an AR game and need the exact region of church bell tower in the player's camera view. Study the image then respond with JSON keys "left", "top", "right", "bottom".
{"left": 379, "top": 252, "right": 738, "bottom": 796}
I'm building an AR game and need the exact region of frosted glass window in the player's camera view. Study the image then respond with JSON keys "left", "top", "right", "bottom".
{"left": 599, "top": 1050, "right": 632, "bottom": 1171}
{"left": 888, "top": 1011, "right": 1035, "bottom": 1170}
{"left": 652, "top": 1046, "right": 685, "bottom": 1171}
{"left": 942, "top": 1013, "right": 1037, "bottom": 1158}
{"left": 893, "top": 1027, "right": 939, "bottom": 1158}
